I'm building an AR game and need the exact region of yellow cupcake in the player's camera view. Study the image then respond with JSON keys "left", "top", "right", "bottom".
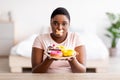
{"left": 63, "top": 49, "right": 75, "bottom": 57}
{"left": 58, "top": 45, "right": 75, "bottom": 57}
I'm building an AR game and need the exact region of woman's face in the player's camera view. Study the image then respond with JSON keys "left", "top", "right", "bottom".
{"left": 51, "top": 15, "right": 70, "bottom": 37}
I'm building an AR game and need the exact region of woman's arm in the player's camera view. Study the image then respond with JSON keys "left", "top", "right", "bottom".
{"left": 32, "top": 47, "right": 54, "bottom": 73}
{"left": 68, "top": 45, "right": 86, "bottom": 73}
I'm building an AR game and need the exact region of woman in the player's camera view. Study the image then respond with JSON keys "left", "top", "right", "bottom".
{"left": 32, "top": 7, "right": 86, "bottom": 73}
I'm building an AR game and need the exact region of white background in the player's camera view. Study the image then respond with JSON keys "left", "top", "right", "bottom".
{"left": 0, "top": 0, "right": 120, "bottom": 48}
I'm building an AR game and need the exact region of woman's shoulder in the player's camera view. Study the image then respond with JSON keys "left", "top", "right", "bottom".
{"left": 69, "top": 32, "right": 80, "bottom": 37}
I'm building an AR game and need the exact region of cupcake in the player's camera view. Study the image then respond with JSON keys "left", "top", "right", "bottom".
{"left": 62, "top": 49, "right": 75, "bottom": 57}
{"left": 47, "top": 45, "right": 63, "bottom": 58}
{"left": 49, "top": 50, "right": 63, "bottom": 58}
{"left": 47, "top": 45, "right": 75, "bottom": 58}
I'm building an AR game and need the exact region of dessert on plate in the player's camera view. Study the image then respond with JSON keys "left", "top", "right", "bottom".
{"left": 47, "top": 44, "right": 75, "bottom": 59}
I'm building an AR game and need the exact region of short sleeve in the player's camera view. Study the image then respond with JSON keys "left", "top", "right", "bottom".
{"left": 32, "top": 35, "right": 43, "bottom": 49}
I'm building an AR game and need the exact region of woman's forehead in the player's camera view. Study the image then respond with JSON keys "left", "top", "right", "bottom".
{"left": 51, "top": 15, "right": 69, "bottom": 22}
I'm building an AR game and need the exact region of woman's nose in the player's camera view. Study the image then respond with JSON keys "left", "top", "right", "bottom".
{"left": 58, "top": 24, "right": 63, "bottom": 29}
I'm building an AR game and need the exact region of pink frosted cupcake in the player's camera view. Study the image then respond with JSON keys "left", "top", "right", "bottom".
{"left": 50, "top": 50, "right": 63, "bottom": 58}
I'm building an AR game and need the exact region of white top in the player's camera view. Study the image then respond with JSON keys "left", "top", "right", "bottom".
{"left": 32, "top": 32, "right": 84, "bottom": 73}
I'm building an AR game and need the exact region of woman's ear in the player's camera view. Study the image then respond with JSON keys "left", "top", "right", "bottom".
{"left": 50, "top": 19, "right": 53, "bottom": 27}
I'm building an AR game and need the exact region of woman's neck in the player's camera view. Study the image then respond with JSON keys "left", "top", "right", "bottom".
{"left": 50, "top": 33, "right": 68, "bottom": 43}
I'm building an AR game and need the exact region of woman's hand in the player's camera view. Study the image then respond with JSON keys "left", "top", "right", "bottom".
{"left": 47, "top": 56, "right": 60, "bottom": 61}
{"left": 67, "top": 46, "right": 86, "bottom": 73}
{"left": 65, "top": 56, "right": 76, "bottom": 61}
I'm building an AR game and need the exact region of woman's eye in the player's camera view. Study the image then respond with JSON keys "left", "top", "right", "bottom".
{"left": 53, "top": 22, "right": 58, "bottom": 26}
{"left": 52, "top": 21, "right": 68, "bottom": 27}
{"left": 62, "top": 23, "right": 67, "bottom": 26}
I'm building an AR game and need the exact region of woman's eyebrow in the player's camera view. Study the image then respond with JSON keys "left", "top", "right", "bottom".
{"left": 53, "top": 21, "right": 68, "bottom": 23}
{"left": 53, "top": 21, "right": 58, "bottom": 23}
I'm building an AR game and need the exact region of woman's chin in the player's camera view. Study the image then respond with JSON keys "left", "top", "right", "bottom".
{"left": 56, "top": 33, "right": 63, "bottom": 37}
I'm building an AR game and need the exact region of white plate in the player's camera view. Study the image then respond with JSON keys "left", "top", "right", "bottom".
{"left": 45, "top": 52, "right": 76, "bottom": 60}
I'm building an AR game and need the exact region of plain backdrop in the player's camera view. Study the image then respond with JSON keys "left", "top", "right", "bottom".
{"left": 0, "top": 0, "right": 120, "bottom": 48}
